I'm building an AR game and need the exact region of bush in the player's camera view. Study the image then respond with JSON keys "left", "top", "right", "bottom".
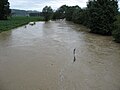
{"left": 113, "top": 28, "right": 120, "bottom": 43}
{"left": 112, "top": 15, "right": 120, "bottom": 43}
{"left": 87, "top": 0, "right": 118, "bottom": 35}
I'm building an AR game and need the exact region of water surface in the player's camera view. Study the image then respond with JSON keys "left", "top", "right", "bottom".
{"left": 0, "top": 21, "right": 120, "bottom": 90}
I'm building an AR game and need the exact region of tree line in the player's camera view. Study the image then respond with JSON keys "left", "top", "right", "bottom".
{"left": 42, "top": 0, "right": 120, "bottom": 43}
{"left": 0, "top": 0, "right": 11, "bottom": 20}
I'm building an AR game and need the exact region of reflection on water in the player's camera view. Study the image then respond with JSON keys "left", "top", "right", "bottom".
{"left": 0, "top": 21, "right": 120, "bottom": 90}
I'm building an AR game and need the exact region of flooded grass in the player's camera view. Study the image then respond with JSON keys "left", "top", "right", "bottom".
{"left": 0, "top": 16, "right": 44, "bottom": 32}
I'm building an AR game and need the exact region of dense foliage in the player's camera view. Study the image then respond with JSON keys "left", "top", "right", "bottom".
{"left": 87, "top": 0, "right": 118, "bottom": 35}
{"left": 52, "top": 5, "right": 67, "bottom": 20}
{"left": 0, "top": 0, "right": 11, "bottom": 20}
{"left": 112, "top": 15, "right": 120, "bottom": 42}
{"left": 42, "top": 6, "right": 53, "bottom": 21}
{"left": 51, "top": 0, "right": 119, "bottom": 43}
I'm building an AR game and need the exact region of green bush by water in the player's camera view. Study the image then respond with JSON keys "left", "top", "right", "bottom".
{"left": 112, "top": 15, "right": 120, "bottom": 43}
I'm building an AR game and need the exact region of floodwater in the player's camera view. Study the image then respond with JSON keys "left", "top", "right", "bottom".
{"left": 0, "top": 20, "right": 120, "bottom": 90}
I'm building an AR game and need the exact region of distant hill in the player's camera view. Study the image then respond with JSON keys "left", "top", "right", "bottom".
{"left": 11, "top": 9, "right": 40, "bottom": 16}
{"left": 11, "top": 9, "right": 28, "bottom": 16}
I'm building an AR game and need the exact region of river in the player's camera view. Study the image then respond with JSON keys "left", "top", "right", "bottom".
{"left": 0, "top": 20, "right": 120, "bottom": 90}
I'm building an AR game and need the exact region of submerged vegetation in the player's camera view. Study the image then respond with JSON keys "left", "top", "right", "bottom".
{"left": 0, "top": 16, "right": 44, "bottom": 32}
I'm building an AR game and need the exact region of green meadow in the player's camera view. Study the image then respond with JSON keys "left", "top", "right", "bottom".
{"left": 0, "top": 16, "right": 44, "bottom": 32}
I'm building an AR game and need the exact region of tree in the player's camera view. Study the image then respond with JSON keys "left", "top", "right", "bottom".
{"left": 71, "top": 6, "right": 82, "bottom": 23}
{"left": 0, "top": 0, "right": 11, "bottom": 20}
{"left": 52, "top": 10, "right": 60, "bottom": 20}
{"left": 79, "top": 8, "right": 90, "bottom": 26}
{"left": 66, "top": 6, "right": 76, "bottom": 21}
{"left": 42, "top": 6, "right": 53, "bottom": 21}
{"left": 52, "top": 5, "right": 68, "bottom": 20}
{"left": 87, "top": 0, "right": 118, "bottom": 35}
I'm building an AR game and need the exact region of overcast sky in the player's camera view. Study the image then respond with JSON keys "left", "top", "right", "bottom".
{"left": 9, "top": 0, "right": 120, "bottom": 11}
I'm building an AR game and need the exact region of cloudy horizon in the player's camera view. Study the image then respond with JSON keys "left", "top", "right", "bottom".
{"left": 9, "top": 0, "right": 89, "bottom": 11}
{"left": 9, "top": 0, "right": 120, "bottom": 11}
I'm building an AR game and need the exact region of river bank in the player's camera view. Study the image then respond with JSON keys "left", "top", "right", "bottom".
{"left": 0, "top": 16, "right": 44, "bottom": 33}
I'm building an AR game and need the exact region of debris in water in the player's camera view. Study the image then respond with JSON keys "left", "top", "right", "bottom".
{"left": 73, "top": 48, "right": 76, "bottom": 63}
{"left": 29, "top": 22, "right": 36, "bottom": 26}
{"left": 73, "top": 48, "right": 76, "bottom": 55}
{"left": 73, "top": 56, "right": 76, "bottom": 62}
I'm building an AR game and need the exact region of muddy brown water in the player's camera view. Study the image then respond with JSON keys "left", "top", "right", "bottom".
{"left": 0, "top": 21, "right": 120, "bottom": 90}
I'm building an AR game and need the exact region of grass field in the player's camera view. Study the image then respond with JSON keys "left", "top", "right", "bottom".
{"left": 0, "top": 16, "right": 44, "bottom": 32}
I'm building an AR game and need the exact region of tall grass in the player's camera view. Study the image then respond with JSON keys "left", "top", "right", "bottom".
{"left": 0, "top": 16, "right": 44, "bottom": 32}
